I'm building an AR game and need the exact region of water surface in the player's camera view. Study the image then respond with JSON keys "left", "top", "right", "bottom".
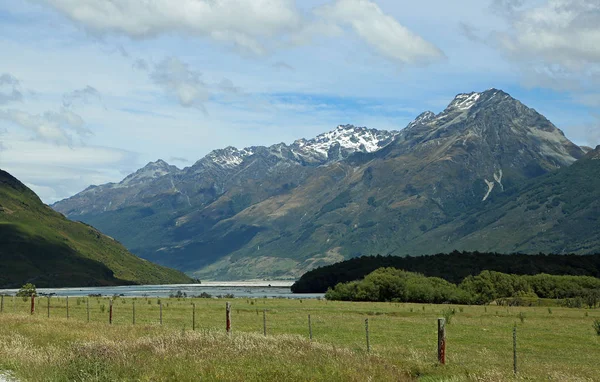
{"left": 0, "top": 282, "right": 323, "bottom": 299}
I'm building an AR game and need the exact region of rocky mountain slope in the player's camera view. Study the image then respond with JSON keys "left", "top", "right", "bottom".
{"left": 0, "top": 169, "right": 192, "bottom": 287}
{"left": 52, "top": 89, "right": 593, "bottom": 280}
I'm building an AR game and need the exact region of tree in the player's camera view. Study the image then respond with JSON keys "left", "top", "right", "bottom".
{"left": 16, "top": 283, "right": 36, "bottom": 301}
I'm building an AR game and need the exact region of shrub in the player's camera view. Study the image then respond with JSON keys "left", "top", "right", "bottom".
{"left": 518, "top": 312, "right": 526, "bottom": 324}
{"left": 593, "top": 320, "right": 600, "bottom": 336}
{"left": 441, "top": 308, "right": 456, "bottom": 324}
{"left": 16, "top": 283, "right": 36, "bottom": 301}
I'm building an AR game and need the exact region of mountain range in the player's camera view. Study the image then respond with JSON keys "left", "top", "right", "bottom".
{"left": 52, "top": 89, "right": 599, "bottom": 280}
{"left": 0, "top": 169, "right": 192, "bottom": 288}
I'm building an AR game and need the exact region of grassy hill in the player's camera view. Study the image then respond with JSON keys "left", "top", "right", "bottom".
{"left": 0, "top": 169, "right": 192, "bottom": 287}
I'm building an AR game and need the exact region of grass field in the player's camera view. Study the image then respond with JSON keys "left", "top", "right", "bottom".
{"left": 0, "top": 296, "right": 599, "bottom": 381}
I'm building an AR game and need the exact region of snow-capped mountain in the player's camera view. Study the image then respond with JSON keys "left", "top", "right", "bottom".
{"left": 53, "top": 124, "right": 399, "bottom": 215}
{"left": 290, "top": 124, "right": 398, "bottom": 163}
{"left": 52, "top": 88, "right": 594, "bottom": 281}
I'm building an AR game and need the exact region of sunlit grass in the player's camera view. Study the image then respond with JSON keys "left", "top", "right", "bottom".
{"left": 1, "top": 296, "right": 599, "bottom": 381}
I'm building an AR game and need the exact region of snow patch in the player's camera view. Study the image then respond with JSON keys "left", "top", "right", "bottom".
{"left": 493, "top": 169, "right": 504, "bottom": 191}
{"left": 449, "top": 92, "right": 481, "bottom": 111}
{"left": 482, "top": 179, "right": 494, "bottom": 201}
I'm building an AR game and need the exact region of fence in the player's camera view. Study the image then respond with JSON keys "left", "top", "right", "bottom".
{"left": 0, "top": 294, "right": 531, "bottom": 374}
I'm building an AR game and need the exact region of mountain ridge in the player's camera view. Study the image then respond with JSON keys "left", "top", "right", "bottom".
{"left": 0, "top": 169, "right": 192, "bottom": 287}
{"left": 51, "top": 89, "right": 595, "bottom": 280}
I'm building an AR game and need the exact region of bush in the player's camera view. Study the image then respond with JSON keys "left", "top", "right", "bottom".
{"left": 593, "top": 320, "right": 600, "bottom": 336}
{"left": 16, "top": 283, "right": 36, "bottom": 301}
{"left": 441, "top": 308, "right": 456, "bottom": 325}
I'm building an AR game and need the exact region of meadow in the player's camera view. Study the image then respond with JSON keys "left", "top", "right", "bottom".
{"left": 0, "top": 295, "right": 599, "bottom": 381}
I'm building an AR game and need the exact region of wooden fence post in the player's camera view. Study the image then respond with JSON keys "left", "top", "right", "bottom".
{"left": 132, "top": 300, "right": 136, "bottom": 325}
{"left": 109, "top": 299, "right": 113, "bottom": 324}
{"left": 30, "top": 293, "right": 35, "bottom": 315}
{"left": 263, "top": 309, "right": 267, "bottom": 336}
{"left": 226, "top": 302, "right": 231, "bottom": 335}
{"left": 160, "top": 302, "right": 163, "bottom": 325}
{"left": 1, "top": 294, "right": 4, "bottom": 313}
{"left": 438, "top": 318, "right": 446, "bottom": 364}
{"left": 308, "top": 314, "right": 313, "bottom": 341}
{"left": 513, "top": 325, "right": 518, "bottom": 375}
{"left": 192, "top": 303, "right": 196, "bottom": 331}
{"left": 66, "top": 296, "right": 69, "bottom": 319}
{"left": 86, "top": 298, "right": 90, "bottom": 323}
{"left": 365, "top": 318, "right": 370, "bottom": 353}
{"left": 47, "top": 296, "right": 50, "bottom": 318}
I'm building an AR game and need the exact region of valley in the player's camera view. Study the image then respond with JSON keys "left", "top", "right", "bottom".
{"left": 52, "top": 89, "right": 599, "bottom": 280}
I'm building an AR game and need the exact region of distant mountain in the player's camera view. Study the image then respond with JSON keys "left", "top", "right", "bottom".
{"left": 0, "top": 169, "right": 192, "bottom": 287}
{"left": 52, "top": 89, "right": 594, "bottom": 280}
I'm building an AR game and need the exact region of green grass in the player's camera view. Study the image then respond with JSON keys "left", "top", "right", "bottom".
{"left": 0, "top": 170, "right": 192, "bottom": 287}
{"left": 1, "top": 297, "right": 599, "bottom": 381}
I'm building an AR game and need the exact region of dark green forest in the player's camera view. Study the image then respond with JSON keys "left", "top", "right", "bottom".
{"left": 325, "top": 267, "right": 600, "bottom": 306}
{"left": 292, "top": 251, "right": 600, "bottom": 293}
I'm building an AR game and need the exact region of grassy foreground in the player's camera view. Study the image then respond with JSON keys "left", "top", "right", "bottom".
{"left": 0, "top": 296, "right": 599, "bottom": 381}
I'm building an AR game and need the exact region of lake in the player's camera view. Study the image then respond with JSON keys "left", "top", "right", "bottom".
{"left": 0, "top": 281, "right": 324, "bottom": 299}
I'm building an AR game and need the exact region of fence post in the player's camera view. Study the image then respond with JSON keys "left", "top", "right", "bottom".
{"left": 308, "top": 314, "right": 313, "bottom": 341}
{"left": 86, "top": 298, "right": 90, "bottom": 323}
{"left": 109, "top": 299, "right": 113, "bottom": 324}
{"left": 365, "top": 318, "right": 371, "bottom": 353}
{"left": 160, "top": 302, "right": 163, "bottom": 325}
{"left": 513, "top": 325, "right": 517, "bottom": 375}
{"left": 226, "top": 302, "right": 231, "bottom": 335}
{"left": 438, "top": 318, "right": 446, "bottom": 364}
{"left": 66, "top": 296, "right": 69, "bottom": 319}
{"left": 263, "top": 309, "right": 267, "bottom": 336}
{"left": 192, "top": 303, "right": 196, "bottom": 331}
{"left": 1, "top": 294, "right": 4, "bottom": 313}
{"left": 133, "top": 300, "right": 136, "bottom": 325}
{"left": 30, "top": 293, "right": 35, "bottom": 315}
{"left": 47, "top": 296, "right": 50, "bottom": 318}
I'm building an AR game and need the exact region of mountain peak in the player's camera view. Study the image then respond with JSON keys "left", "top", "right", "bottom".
{"left": 406, "top": 111, "right": 436, "bottom": 129}
{"left": 584, "top": 145, "right": 600, "bottom": 160}
{"left": 446, "top": 89, "right": 512, "bottom": 112}
{"left": 121, "top": 159, "right": 178, "bottom": 186}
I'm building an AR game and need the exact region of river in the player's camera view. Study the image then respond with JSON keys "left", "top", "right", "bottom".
{"left": 0, "top": 281, "right": 324, "bottom": 299}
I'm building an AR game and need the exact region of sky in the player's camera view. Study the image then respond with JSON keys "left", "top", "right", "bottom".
{"left": 0, "top": 0, "right": 599, "bottom": 203}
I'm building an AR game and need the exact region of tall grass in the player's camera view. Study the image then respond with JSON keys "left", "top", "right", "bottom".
{"left": 1, "top": 297, "right": 599, "bottom": 381}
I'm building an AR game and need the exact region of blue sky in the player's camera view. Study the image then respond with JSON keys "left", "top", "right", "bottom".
{"left": 0, "top": 0, "right": 599, "bottom": 202}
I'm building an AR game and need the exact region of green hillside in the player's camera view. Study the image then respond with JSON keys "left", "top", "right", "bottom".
{"left": 0, "top": 169, "right": 192, "bottom": 288}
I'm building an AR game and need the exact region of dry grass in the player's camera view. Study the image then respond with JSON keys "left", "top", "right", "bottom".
{"left": 1, "top": 296, "right": 599, "bottom": 381}
{"left": 0, "top": 314, "right": 409, "bottom": 382}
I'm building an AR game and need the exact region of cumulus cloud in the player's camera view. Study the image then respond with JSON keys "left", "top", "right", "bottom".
{"left": 0, "top": 73, "right": 23, "bottom": 105}
{"left": 315, "top": 0, "right": 445, "bottom": 66}
{"left": 31, "top": 0, "right": 302, "bottom": 55}
{"left": 1, "top": 139, "right": 137, "bottom": 203}
{"left": 148, "top": 57, "right": 246, "bottom": 111}
{"left": 150, "top": 57, "right": 211, "bottom": 111}
{"left": 492, "top": 0, "right": 600, "bottom": 89}
{"left": 0, "top": 108, "right": 91, "bottom": 146}
{"left": 31, "top": 0, "right": 444, "bottom": 66}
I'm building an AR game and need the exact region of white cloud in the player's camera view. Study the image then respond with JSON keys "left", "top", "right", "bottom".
{"left": 0, "top": 108, "right": 91, "bottom": 146}
{"left": 0, "top": 137, "right": 137, "bottom": 203}
{"left": 30, "top": 0, "right": 444, "bottom": 66}
{"left": 149, "top": 57, "right": 211, "bottom": 111}
{"left": 492, "top": 0, "right": 600, "bottom": 88}
{"left": 0, "top": 73, "right": 23, "bottom": 105}
{"left": 30, "top": 0, "right": 303, "bottom": 55}
{"left": 315, "top": 0, "right": 445, "bottom": 66}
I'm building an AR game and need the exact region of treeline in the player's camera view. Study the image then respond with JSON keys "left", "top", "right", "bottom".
{"left": 325, "top": 268, "right": 600, "bottom": 306}
{"left": 292, "top": 251, "right": 600, "bottom": 293}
